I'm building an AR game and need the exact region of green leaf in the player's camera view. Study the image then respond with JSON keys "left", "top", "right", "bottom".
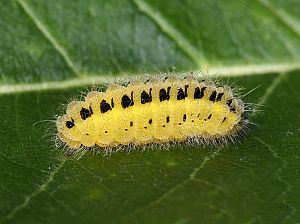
{"left": 0, "top": 0, "right": 300, "bottom": 224}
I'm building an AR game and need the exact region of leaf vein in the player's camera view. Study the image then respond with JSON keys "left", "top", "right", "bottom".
{"left": 132, "top": 0, "right": 208, "bottom": 68}
{"left": 125, "top": 149, "right": 222, "bottom": 218}
{"left": 16, "top": 0, "right": 80, "bottom": 76}
{"left": 252, "top": 72, "right": 285, "bottom": 116}
{"left": 5, "top": 159, "right": 66, "bottom": 220}
{"left": 256, "top": 0, "right": 300, "bottom": 38}
{"left": 1, "top": 63, "right": 300, "bottom": 94}
{"left": 254, "top": 137, "right": 296, "bottom": 222}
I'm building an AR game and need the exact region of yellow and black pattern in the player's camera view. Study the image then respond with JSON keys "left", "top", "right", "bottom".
{"left": 56, "top": 76, "right": 245, "bottom": 149}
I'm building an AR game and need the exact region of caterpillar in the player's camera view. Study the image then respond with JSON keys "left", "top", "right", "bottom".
{"left": 56, "top": 75, "right": 246, "bottom": 151}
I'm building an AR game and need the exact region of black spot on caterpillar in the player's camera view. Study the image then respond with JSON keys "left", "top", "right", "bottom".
{"left": 100, "top": 100, "right": 112, "bottom": 113}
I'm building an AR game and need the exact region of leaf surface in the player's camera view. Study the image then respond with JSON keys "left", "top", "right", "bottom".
{"left": 0, "top": 0, "right": 300, "bottom": 223}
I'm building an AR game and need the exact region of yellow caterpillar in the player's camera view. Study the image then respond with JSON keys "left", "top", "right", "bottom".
{"left": 56, "top": 76, "right": 245, "bottom": 150}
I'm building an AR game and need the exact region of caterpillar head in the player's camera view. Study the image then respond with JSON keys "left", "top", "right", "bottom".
{"left": 56, "top": 101, "right": 97, "bottom": 149}
{"left": 56, "top": 115, "right": 82, "bottom": 149}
